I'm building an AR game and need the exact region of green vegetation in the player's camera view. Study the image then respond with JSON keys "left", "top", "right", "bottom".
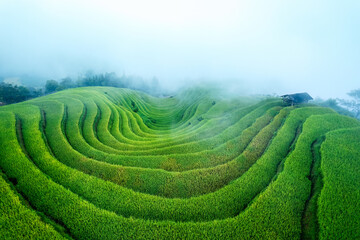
{"left": 0, "top": 172, "right": 65, "bottom": 239}
{"left": 0, "top": 86, "right": 359, "bottom": 239}
{"left": 0, "top": 82, "right": 42, "bottom": 104}
{"left": 318, "top": 127, "right": 360, "bottom": 239}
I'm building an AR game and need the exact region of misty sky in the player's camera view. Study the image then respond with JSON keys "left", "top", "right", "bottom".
{"left": 1, "top": 0, "right": 359, "bottom": 98}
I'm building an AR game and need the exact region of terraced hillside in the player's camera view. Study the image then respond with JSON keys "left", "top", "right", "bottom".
{"left": 0, "top": 87, "right": 359, "bottom": 239}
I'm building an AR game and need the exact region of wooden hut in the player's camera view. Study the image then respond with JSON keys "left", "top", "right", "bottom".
{"left": 280, "top": 92, "right": 313, "bottom": 106}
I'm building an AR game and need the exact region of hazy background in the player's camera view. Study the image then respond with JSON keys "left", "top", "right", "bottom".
{"left": 1, "top": 0, "right": 359, "bottom": 98}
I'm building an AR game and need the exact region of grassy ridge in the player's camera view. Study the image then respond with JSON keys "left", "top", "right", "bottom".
{"left": 0, "top": 172, "right": 65, "bottom": 239}
{"left": 318, "top": 127, "right": 360, "bottom": 239}
{"left": 0, "top": 86, "right": 359, "bottom": 239}
{"left": 7, "top": 104, "right": 288, "bottom": 221}
{"left": 39, "top": 101, "right": 283, "bottom": 197}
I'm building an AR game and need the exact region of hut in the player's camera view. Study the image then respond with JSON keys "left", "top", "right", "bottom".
{"left": 280, "top": 92, "right": 313, "bottom": 106}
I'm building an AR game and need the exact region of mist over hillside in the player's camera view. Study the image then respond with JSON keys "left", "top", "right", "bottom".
{"left": 1, "top": 0, "right": 360, "bottom": 100}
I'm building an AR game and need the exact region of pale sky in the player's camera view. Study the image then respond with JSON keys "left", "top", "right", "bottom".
{"left": 0, "top": 0, "right": 359, "bottom": 98}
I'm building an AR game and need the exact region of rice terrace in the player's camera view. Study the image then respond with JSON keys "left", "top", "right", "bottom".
{"left": 0, "top": 86, "right": 359, "bottom": 239}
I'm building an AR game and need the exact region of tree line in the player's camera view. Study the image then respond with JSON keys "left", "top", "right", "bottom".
{"left": 44, "top": 72, "right": 161, "bottom": 95}
{"left": 1, "top": 72, "right": 162, "bottom": 105}
{"left": 0, "top": 83, "right": 42, "bottom": 105}
{"left": 313, "top": 89, "right": 360, "bottom": 120}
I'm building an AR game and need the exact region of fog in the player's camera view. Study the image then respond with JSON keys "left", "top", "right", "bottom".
{"left": 1, "top": 0, "right": 359, "bottom": 98}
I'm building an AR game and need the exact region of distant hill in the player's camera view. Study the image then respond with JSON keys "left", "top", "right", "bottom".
{"left": 0, "top": 87, "right": 359, "bottom": 239}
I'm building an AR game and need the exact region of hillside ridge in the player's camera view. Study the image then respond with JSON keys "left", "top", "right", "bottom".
{"left": 0, "top": 87, "right": 359, "bottom": 239}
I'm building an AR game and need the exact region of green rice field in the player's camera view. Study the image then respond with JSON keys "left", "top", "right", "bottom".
{"left": 0, "top": 87, "right": 359, "bottom": 239}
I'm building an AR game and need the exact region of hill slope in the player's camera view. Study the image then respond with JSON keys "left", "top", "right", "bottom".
{"left": 0, "top": 87, "right": 359, "bottom": 239}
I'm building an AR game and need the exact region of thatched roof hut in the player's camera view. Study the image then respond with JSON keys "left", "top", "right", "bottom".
{"left": 281, "top": 92, "right": 313, "bottom": 105}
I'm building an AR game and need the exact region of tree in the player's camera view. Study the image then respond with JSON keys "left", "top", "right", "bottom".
{"left": 338, "top": 89, "right": 360, "bottom": 119}
{"left": 59, "top": 77, "right": 75, "bottom": 90}
{"left": 45, "top": 80, "right": 59, "bottom": 94}
{"left": 28, "top": 87, "right": 43, "bottom": 98}
{"left": 0, "top": 83, "right": 31, "bottom": 104}
{"left": 314, "top": 98, "right": 353, "bottom": 117}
